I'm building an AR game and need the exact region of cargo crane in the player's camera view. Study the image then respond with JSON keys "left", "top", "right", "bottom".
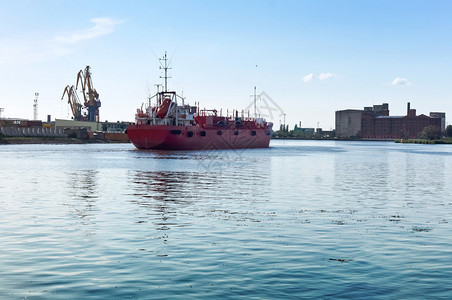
{"left": 61, "top": 85, "right": 84, "bottom": 121}
{"left": 76, "top": 66, "right": 101, "bottom": 122}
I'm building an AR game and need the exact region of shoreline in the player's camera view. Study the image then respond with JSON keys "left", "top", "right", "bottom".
{"left": 272, "top": 136, "right": 452, "bottom": 144}
{"left": 0, "top": 136, "right": 130, "bottom": 145}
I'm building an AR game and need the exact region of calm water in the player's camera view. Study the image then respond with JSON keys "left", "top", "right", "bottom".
{"left": 1, "top": 140, "right": 452, "bottom": 299}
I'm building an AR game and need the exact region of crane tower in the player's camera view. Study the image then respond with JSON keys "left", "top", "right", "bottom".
{"left": 76, "top": 66, "right": 101, "bottom": 122}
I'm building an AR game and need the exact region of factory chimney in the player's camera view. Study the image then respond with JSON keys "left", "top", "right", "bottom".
{"left": 407, "top": 102, "right": 410, "bottom": 115}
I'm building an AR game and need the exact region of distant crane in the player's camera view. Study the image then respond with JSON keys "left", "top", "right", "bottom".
{"left": 61, "top": 66, "right": 101, "bottom": 122}
{"left": 33, "top": 92, "right": 39, "bottom": 120}
{"left": 76, "top": 66, "right": 101, "bottom": 122}
{"left": 61, "top": 85, "right": 84, "bottom": 121}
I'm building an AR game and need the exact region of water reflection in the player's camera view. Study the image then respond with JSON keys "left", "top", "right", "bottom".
{"left": 129, "top": 170, "right": 201, "bottom": 203}
{"left": 64, "top": 170, "right": 99, "bottom": 232}
{"left": 333, "top": 145, "right": 447, "bottom": 204}
{"left": 133, "top": 149, "right": 193, "bottom": 160}
{"left": 334, "top": 153, "right": 390, "bottom": 202}
{"left": 127, "top": 161, "right": 272, "bottom": 229}
{"left": 332, "top": 144, "right": 449, "bottom": 233}
{"left": 128, "top": 171, "right": 200, "bottom": 232}
{"left": 4, "top": 142, "right": 452, "bottom": 298}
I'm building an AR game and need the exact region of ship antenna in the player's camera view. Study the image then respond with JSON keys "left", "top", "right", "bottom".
{"left": 159, "top": 52, "right": 171, "bottom": 92}
{"left": 253, "top": 64, "right": 258, "bottom": 119}
{"left": 254, "top": 86, "right": 257, "bottom": 119}
{"left": 154, "top": 83, "right": 162, "bottom": 105}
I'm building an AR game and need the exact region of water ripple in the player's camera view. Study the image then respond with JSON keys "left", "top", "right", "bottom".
{"left": 1, "top": 141, "right": 452, "bottom": 298}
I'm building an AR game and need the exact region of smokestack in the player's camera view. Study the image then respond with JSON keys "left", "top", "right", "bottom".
{"left": 407, "top": 102, "right": 410, "bottom": 115}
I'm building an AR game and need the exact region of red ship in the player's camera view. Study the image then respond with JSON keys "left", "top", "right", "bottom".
{"left": 127, "top": 54, "right": 273, "bottom": 150}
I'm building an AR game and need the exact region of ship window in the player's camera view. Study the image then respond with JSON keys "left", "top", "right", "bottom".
{"left": 251, "top": 131, "right": 256, "bottom": 136}
{"left": 187, "top": 131, "right": 194, "bottom": 137}
{"left": 200, "top": 131, "right": 206, "bottom": 136}
{"left": 170, "top": 129, "right": 182, "bottom": 135}
{"left": 217, "top": 131, "right": 222, "bottom": 135}
{"left": 234, "top": 131, "right": 239, "bottom": 135}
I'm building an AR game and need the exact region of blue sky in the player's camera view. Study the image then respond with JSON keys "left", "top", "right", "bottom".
{"left": 1, "top": 0, "right": 452, "bottom": 129}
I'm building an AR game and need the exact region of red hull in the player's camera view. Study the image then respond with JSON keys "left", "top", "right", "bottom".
{"left": 127, "top": 124, "right": 271, "bottom": 150}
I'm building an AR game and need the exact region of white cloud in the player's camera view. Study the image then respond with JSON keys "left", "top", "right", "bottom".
{"left": 392, "top": 77, "right": 411, "bottom": 85}
{"left": 0, "top": 18, "right": 123, "bottom": 66}
{"left": 319, "top": 72, "right": 336, "bottom": 80}
{"left": 303, "top": 73, "right": 314, "bottom": 82}
{"left": 54, "top": 18, "right": 123, "bottom": 44}
{"left": 0, "top": 37, "right": 61, "bottom": 65}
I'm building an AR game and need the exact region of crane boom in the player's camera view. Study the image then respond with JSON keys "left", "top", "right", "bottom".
{"left": 75, "top": 66, "right": 101, "bottom": 122}
{"left": 61, "top": 85, "right": 83, "bottom": 121}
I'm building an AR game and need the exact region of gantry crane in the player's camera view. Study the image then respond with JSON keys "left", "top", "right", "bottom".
{"left": 61, "top": 85, "right": 84, "bottom": 121}
{"left": 76, "top": 66, "right": 101, "bottom": 122}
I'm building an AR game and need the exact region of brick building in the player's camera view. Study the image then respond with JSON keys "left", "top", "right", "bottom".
{"left": 336, "top": 103, "right": 445, "bottom": 139}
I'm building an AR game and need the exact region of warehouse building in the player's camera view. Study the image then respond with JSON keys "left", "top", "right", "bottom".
{"left": 336, "top": 103, "right": 445, "bottom": 139}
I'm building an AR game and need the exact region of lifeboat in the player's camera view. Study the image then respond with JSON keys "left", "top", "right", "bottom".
{"left": 135, "top": 109, "right": 148, "bottom": 124}
{"left": 156, "top": 98, "right": 171, "bottom": 119}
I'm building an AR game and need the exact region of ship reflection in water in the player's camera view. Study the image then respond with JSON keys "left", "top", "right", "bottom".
{"left": 127, "top": 158, "right": 271, "bottom": 230}
{"left": 128, "top": 171, "right": 198, "bottom": 232}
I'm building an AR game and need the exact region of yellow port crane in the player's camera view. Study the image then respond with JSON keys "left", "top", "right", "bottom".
{"left": 76, "top": 66, "right": 101, "bottom": 122}
{"left": 61, "top": 85, "right": 84, "bottom": 121}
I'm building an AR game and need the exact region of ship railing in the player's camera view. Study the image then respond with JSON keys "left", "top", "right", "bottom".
{"left": 199, "top": 109, "right": 218, "bottom": 117}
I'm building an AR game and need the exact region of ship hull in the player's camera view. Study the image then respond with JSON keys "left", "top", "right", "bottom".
{"left": 127, "top": 124, "right": 271, "bottom": 150}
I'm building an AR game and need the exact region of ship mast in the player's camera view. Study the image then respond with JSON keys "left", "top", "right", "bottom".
{"left": 159, "top": 52, "right": 171, "bottom": 92}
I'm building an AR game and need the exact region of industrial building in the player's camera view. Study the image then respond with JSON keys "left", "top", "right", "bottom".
{"left": 335, "top": 109, "right": 363, "bottom": 137}
{"left": 336, "top": 103, "right": 445, "bottom": 139}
